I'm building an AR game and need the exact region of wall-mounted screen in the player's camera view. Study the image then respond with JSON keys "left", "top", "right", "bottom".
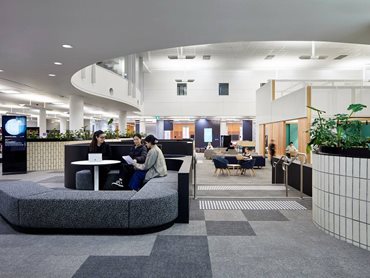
{"left": 204, "top": 128, "right": 213, "bottom": 143}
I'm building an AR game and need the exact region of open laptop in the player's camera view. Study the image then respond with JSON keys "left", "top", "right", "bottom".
{"left": 88, "top": 153, "right": 103, "bottom": 162}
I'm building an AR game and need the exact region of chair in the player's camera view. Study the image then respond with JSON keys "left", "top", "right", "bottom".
{"left": 212, "top": 157, "right": 230, "bottom": 176}
{"left": 240, "top": 159, "right": 256, "bottom": 176}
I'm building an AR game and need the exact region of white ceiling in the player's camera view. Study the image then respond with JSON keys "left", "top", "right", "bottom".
{"left": 1, "top": 0, "right": 370, "bottom": 118}
{"left": 143, "top": 41, "right": 370, "bottom": 71}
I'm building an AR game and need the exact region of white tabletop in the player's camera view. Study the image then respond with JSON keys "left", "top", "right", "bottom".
{"left": 71, "top": 160, "right": 121, "bottom": 166}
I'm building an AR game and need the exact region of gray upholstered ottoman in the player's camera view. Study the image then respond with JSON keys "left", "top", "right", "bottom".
{"left": 75, "top": 170, "right": 120, "bottom": 190}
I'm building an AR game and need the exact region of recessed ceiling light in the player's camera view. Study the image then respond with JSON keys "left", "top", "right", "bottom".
{"left": 54, "top": 62, "right": 63, "bottom": 65}
{"left": 62, "top": 44, "right": 73, "bottom": 49}
{"left": 52, "top": 102, "right": 64, "bottom": 105}
{"left": 0, "top": 69, "right": 3, "bottom": 72}
{"left": 1, "top": 90, "right": 20, "bottom": 94}
{"left": 48, "top": 74, "right": 56, "bottom": 77}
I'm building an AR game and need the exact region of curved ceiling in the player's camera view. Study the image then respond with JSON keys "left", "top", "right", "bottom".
{"left": 1, "top": 0, "right": 370, "bottom": 111}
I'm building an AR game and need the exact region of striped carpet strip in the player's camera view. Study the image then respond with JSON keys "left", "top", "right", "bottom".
{"left": 197, "top": 185, "right": 286, "bottom": 191}
{"left": 199, "top": 200, "right": 306, "bottom": 210}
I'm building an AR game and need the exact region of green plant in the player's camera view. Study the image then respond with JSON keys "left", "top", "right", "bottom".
{"left": 307, "top": 103, "right": 369, "bottom": 152}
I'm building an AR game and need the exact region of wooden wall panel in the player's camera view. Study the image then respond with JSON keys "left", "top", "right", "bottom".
{"left": 227, "top": 123, "right": 241, "bottom": 135}
{"left": 259, "top": 124, "right": 265, "bottom": 155}
{"left": 173, "top": 123, "right": 195, "bottom": 139}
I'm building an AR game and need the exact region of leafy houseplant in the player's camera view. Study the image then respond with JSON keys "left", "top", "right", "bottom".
{"left": 307, "top": 103, "right": 370, "bottom": 157}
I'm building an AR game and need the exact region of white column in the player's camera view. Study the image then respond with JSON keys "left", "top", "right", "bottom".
{"left": 69, "top": 95, "right": 84, "bottom": 131}
{"left": 139, "top": 120, "right": 146, "bottom": 134}
{"left": 38, "top": 108, "right": 47, "bottom": 137}
{"left": 59, "top": 117, "right": 67, "bottom": 133}
{"left": 220, "top": 121, "right": 228, "bottom": 135}
{"left": 119, "top": 111, "right": 127, "bottom": 134}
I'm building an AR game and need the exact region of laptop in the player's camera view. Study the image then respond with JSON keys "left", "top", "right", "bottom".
{"left": 88, "top": 153, "right": 103, "bottom": 162}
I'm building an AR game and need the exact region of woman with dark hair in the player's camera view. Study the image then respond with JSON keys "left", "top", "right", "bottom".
{"left": 127, "top": 134, "right": 167, "bottom": 191}
{"left": 110, "top": 133, "right": 147, "bottom": 189}
{"left": 89, "top": 130, "right": 112, "bottom": 189}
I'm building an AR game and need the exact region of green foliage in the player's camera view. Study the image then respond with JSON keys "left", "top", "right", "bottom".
{"left": 107, "top": 118, "right": 114, "bottom": 126}
{"left": 307, "top": 103, "right": 369, "bottom": 152}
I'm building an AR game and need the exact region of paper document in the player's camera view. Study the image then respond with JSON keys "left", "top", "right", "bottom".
{"left": 122, "top": 155, "right": 135, "bottom": 165}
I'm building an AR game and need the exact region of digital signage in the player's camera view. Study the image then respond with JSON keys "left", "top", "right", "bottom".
{"left": 2, "top": 115, "right": 27, "bottom": 174}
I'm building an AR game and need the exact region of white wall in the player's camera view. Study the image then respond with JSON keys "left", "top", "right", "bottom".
{"left": 71, "top": 64, "right": 141, "bottom": 109}
{"left": 143, "top": 71, "right": 262, "bottom": 117}
{"left": 143, "top": 69, "right": 362, "bottom": 117}
{"left": 311, "top": 87, "right": 370, "bottom": 118}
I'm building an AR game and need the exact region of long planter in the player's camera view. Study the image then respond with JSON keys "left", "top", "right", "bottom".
{"left": 312, "top": 152, "right": 370, "bottom": 251}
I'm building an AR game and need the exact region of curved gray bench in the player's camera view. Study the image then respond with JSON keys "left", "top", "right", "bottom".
{"left": 0, "top": 171, "right": 179, "bottom": 230}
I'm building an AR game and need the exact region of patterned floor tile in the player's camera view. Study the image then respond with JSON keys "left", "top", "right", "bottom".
{"left": 206, "top": 221, "right": 256, "bottom": 236}
{"left": 242, "top": 210, "right": 289, "bottom": 221}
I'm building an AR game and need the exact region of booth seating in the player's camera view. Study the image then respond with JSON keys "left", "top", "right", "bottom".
{"left": 0, "top": 171, "right": 183, "bottom": 230}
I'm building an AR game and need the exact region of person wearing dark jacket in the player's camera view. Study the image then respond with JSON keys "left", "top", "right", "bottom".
{"left": 110, "top": 133, "right": 147, "bottom": 189}
{"left": 89, "top": 130, "right": 112, "bottom": 189}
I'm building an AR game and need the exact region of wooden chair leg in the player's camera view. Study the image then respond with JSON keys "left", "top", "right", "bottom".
{"left": 214, "top": 168, "right": 218, "bottom": 175}
{"left": 252, "top": 169, "right": 256, "bottom": 176}
{"left": 227, "top": 169, "right": 231, "bottom": 176}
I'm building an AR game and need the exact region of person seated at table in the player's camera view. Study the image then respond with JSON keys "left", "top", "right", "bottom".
{"left": 89, "top": 130, "right": 112, "bottom": 189}
{"left": 226, "top": 142, "right": 235, "bottom": 151}
{"left": 206, "top": 142, "right": 214, "bottom": 150}
{"left": 286, "top": 142, "right": 298, "bottom": 158}
{"left": 111, "top": 133, "right": 147, "bottom": 189}
{"left": 242, "top": 147, "right": 252, "bottom": 160}
{"left": 126, "top": 134, "right": 167, "bottom": 191}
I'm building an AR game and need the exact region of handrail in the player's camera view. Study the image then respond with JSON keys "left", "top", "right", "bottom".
{"left": 272, "top": 152, "right": 307, "bottom": 198}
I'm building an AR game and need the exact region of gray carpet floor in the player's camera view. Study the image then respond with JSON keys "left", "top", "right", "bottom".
{"left": 0, "top": 162, "right": 370, "bottom": 277}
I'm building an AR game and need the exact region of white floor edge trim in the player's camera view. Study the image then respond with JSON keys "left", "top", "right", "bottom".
{"left": 197, "top": 185, "right": 286, "bottom": 191}
{"left": 199, "top": 200, "right": 307, "bottom": 210}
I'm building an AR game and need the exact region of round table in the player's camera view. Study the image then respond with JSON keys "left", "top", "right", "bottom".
{"left": 71, "top": 160, "right": 121, "bottom": 191}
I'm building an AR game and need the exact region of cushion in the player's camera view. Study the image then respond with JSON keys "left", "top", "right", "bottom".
{"left": 129, "top": 183, "right": 178, "bottom": 228}
{"left": 0, "top": 181, "right": 51, "bottom": 225}
{"left": 19, "top": 190, "right": 136, "bottom": 229}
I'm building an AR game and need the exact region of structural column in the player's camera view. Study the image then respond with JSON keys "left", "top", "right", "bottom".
{"left": 119, "top": 111, "right": 127, "bottom": 134}
{"left": 139, "top": 120, "right": 146, "bottom": 134}
{"left": 59, "top": 117, "right": 67, "bottom": 133}
{"left": 220, "top": 121, "right": 228, "bottom": 135}
{"left": 69, "top": 95, "right": 84, "bottom": 131}
{"left": 38, "top": 108, "right": 47, "bottom": 137}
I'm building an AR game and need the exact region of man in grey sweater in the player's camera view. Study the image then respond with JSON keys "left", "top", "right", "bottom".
{"left": 128, "top": 135, "right": 167, "bottom": 191}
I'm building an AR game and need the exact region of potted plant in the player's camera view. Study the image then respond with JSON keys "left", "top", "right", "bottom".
{"left": 307, "top": 103, "right": 370, "bottom": 157}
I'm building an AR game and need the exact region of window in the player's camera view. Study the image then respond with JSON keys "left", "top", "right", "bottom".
{"left": 177, "top": 83, "right": 187, "bottom": 96}
{"left": 219, "top": 83, "right": 229, "bottom": 95}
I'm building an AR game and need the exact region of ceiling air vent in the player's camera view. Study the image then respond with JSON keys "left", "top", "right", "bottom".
{"left": 299, "top": 55, "right": 327, "bottom": 60}
{"left": 175, "top": 79, "right": 182, "bottom": 82}
{"left": 203, "top": 55, "right": 211, "bottom": 60}
{"left": 334, "top": 55, "right": 348, "bottom": 60}
{"left": 185, "top": 55, "right": 195, "bottom": 59}
{"left": 187, "top": 79, "right": 195, "bottom": 82}
{"left": 264, "top": 55, "right": 275, "bottom": 60}
{"left": 168, "top": 55, "right": 178, "bottom": 60}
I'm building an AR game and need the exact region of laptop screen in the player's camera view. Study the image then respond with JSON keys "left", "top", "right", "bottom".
{"left": 88, "top": 153, "right": 103, "bottom": 162}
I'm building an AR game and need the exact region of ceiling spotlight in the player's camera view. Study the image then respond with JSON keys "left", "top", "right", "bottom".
{"left": 0, "top": 69, "right": 3, "bottom": 72}
{"left": 1, "top": 90, "right": 20, "bottom": 94}
{"left": 19, "top": 104, "right": 26, "bottom": 107}
{"left": 54, "top": 62, "right": 63, "bottom": 65}
{"left": 62, "top": 44, "right": 73, "bottom": 49}
{"left": 48, "top": 74, "right": 56, "bottom": 77}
